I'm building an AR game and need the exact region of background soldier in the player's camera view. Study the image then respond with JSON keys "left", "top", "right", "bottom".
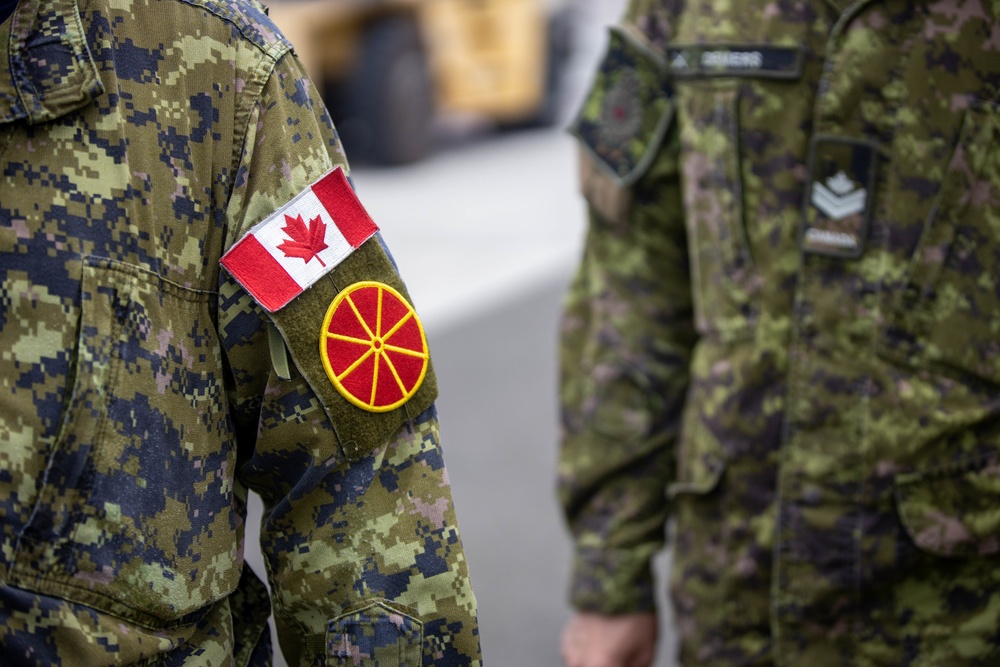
{"left": 0, "top": 0, "right": 481, "bottom": 664}
{"left": 559, "top": 2, "right": 999, "bottom": 665}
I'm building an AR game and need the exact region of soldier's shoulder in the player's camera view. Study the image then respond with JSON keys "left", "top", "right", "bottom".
{"left": 170, "top": 0, "right": 291, "bottom": 57}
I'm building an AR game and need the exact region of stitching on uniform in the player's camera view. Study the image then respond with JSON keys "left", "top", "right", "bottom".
{"left": 771, "top": 228, "right": 811, "bottom": 666}
{"left": 860, "top": 5, "right": 922, "bottom": 654}
{"left": 11, "top": 561, "right": 211, "bottom": 629}
{"left": 85, "top": 255, "right": 219, "bottom": 298}
{"left": 50, "top": 269, "right": 128, "bottom": 596}
{"left": 175, "top": 0, "right": 290, "bottom": 57}
{"left": 6, "top": 0, "right": 42, "bottom": 109}
{"left": 722, "top": 80, "right": 762, "bottom": 330}
{"left": 222, "top": 51, "right": 279, "bottom": 244}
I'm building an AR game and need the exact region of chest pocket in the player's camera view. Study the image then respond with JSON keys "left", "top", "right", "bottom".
{"left": 675, "top": 79, "right": 757, "bottom": 339}
{"left": 14, "top": 256, "right": 238, "bottom": 628}
{"left": 879, "top": 100, "right": 1000, "bottom": 389}
{"left": 669, "top": 42, "right": 806, "bottom": 339}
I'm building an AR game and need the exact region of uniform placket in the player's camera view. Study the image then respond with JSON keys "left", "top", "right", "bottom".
{"left": 773, "top": 1, "right": 911, "bottom": 663}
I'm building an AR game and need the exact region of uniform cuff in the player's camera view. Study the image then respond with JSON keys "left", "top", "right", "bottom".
{"left": 568, "top": 546, "right": 658, "bottom": 614}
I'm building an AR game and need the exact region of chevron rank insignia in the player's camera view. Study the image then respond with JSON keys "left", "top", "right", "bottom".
{"left": 801, "top": 136, "right": 879, "bottom": 259}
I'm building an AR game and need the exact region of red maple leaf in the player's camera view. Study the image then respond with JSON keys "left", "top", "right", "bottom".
{"left": 277, "top": 213, "right": 328, "bottom": 266}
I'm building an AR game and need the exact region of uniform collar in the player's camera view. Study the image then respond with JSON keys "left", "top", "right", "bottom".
{"left": 0, "top": 0, "right": 104, "bottom": 125}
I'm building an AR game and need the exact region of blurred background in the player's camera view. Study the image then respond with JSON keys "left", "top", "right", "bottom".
{"left": 248, "top": 0, "right": 679, "bottom": 663}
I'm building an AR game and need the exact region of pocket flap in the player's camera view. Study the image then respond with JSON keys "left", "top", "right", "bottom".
{"left": 667, "top": 411, "right": 726, "bottom": 498}
{"left": 667, "top": 450, "right": 725, "bottom": 497}
{"left": 326, "top": 600, "right": 423, "bottom": 666}
{"left": 895, "top": 455, "right": 1000, "bottom": 557}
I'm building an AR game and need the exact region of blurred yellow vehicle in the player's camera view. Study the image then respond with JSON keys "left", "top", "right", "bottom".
{"left": 266, "top": 0, "right": 571, "bottom": 164}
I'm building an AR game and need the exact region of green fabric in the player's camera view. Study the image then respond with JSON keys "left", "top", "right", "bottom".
{"left": 560, "top": 0, "right": 1000, "bottom": 664}
{"left": 569, "top": 26, "right": 674, "bottom": 187}
{"left": 0, "top": 0, "right": 479, "bottom": 662}
{"left": 269, "top": 239, "right": 438, "bottom": 462}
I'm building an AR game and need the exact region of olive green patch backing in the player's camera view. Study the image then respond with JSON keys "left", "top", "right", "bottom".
{"left": 268, "top": 239, "right": 437, "bottom": 461}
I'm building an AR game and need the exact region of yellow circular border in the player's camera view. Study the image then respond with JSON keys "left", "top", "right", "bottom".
{"left": 319, "top": 280, "right": 429, "bottom": 413}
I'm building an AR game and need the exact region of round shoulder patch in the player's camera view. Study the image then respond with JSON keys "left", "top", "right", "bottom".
{"left": 319, "top": 281, "right": 429, "bottom": 413}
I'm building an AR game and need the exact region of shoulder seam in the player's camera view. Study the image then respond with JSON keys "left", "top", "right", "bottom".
{"left": 175, "top": 0, "right": 291, "bottom": 62}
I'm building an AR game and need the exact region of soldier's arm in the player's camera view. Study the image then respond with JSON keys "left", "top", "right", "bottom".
{"left": 219, "top": 49, "right": 481, "bottom": 666}
{"left": 558, "top": 25, "right": 694, "bottom": 616}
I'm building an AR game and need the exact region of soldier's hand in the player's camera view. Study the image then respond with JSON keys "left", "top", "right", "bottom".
{"left": 561, "top": 612, "right": 658, "bottom": 667}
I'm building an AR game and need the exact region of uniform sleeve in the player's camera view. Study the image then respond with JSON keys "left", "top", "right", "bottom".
{"left": 559, "top": 25, "right": 696, "bottom": 615}
{"left": 219, "top": 50, "right": 481, "bottom": 666}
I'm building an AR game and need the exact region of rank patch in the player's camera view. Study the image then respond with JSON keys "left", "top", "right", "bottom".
{"left": 801, "top": 136, "right": 879, "bottom": 259}
{"left": 221, "top": 167, "right": 378, "bottom": 312}
{"left": 320, "top": 281, "right": 428, "bottom": 413}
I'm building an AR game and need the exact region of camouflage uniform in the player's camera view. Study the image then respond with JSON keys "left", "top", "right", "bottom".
{"left": 560, "top": 1, "right": 1000, "bottom": 664}
{"left": 0, "top": 0, "right": 481, "bottom": 664}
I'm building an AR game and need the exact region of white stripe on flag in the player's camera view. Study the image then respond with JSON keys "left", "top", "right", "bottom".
{"left": 253, "top": 188, "right": 355, "bottom": 289}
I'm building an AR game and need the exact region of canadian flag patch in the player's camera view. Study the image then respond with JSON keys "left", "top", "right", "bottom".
{"left": 221, "top": 167, "right": 378, "bottom": 312}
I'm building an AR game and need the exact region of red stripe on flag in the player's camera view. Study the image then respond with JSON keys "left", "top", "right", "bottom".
{"left": 311, "top": 168, "right": 379, "bottom": 248}
{"left": 221, "top": 235, "right": 301, "bottom": 312}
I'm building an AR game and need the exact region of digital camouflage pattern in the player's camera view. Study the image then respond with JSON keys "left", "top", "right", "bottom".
{"left": 561, "top": 1, "right": 1000, "bottom": 665}
{"left": 570, "top": 28, "right": 673, "bottom": 186}
{"left": 0, "top": 0, "right": 481, "bottom": 664}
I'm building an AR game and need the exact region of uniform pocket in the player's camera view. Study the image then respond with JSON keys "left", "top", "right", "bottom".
{"left": 326, "top": 600, "right": 423, "bottom": 667}
{"left": 892, "top": 452, "right": 1000, "bottom": 664}
{"left": 668, "top": 365, "right": 728, "bottom": 498}
{"left": 879, "top": 100, "right": 1000, "bottom": 387}
{"left": 14, "top": 257, "right": 237, "bottom": 627}
{"left": 677, "top": 81, "right": 758, "bottom": 340}
{"left": 895, "top": 454, "right": 1000, "bottom": 557}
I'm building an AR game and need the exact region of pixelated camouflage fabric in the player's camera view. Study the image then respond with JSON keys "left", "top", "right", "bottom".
{"left": 326, "top": 600, "right": 422, "bottom": 666}
{"left": 560, "top": 0, "right": 1000, "bottom": 665}
{"left": 570, "top": 26, "right": 674, "bottom": 187}
{"left": 0, "top": 0, "right": 481, "bottom": 663}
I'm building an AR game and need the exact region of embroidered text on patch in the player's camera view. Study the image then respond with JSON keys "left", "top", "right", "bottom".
{"left": 701, "top": 50, "right": 764, "bottom": 70}
{"left": 320, "top": 281, "right": 429, "bottom": 413}
{"left": 666, "top": 45, "right": 803, "bottom": 78}
{"left": 803, "top": 228, "right": 859, "bottom": 251}
{"left": 220, "top": 167, "right": 378, "bottom": 312}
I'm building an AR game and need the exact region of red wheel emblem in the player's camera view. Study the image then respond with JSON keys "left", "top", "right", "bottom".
{"left": 319, "top": 281, "right": 428, "bottom": 412}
